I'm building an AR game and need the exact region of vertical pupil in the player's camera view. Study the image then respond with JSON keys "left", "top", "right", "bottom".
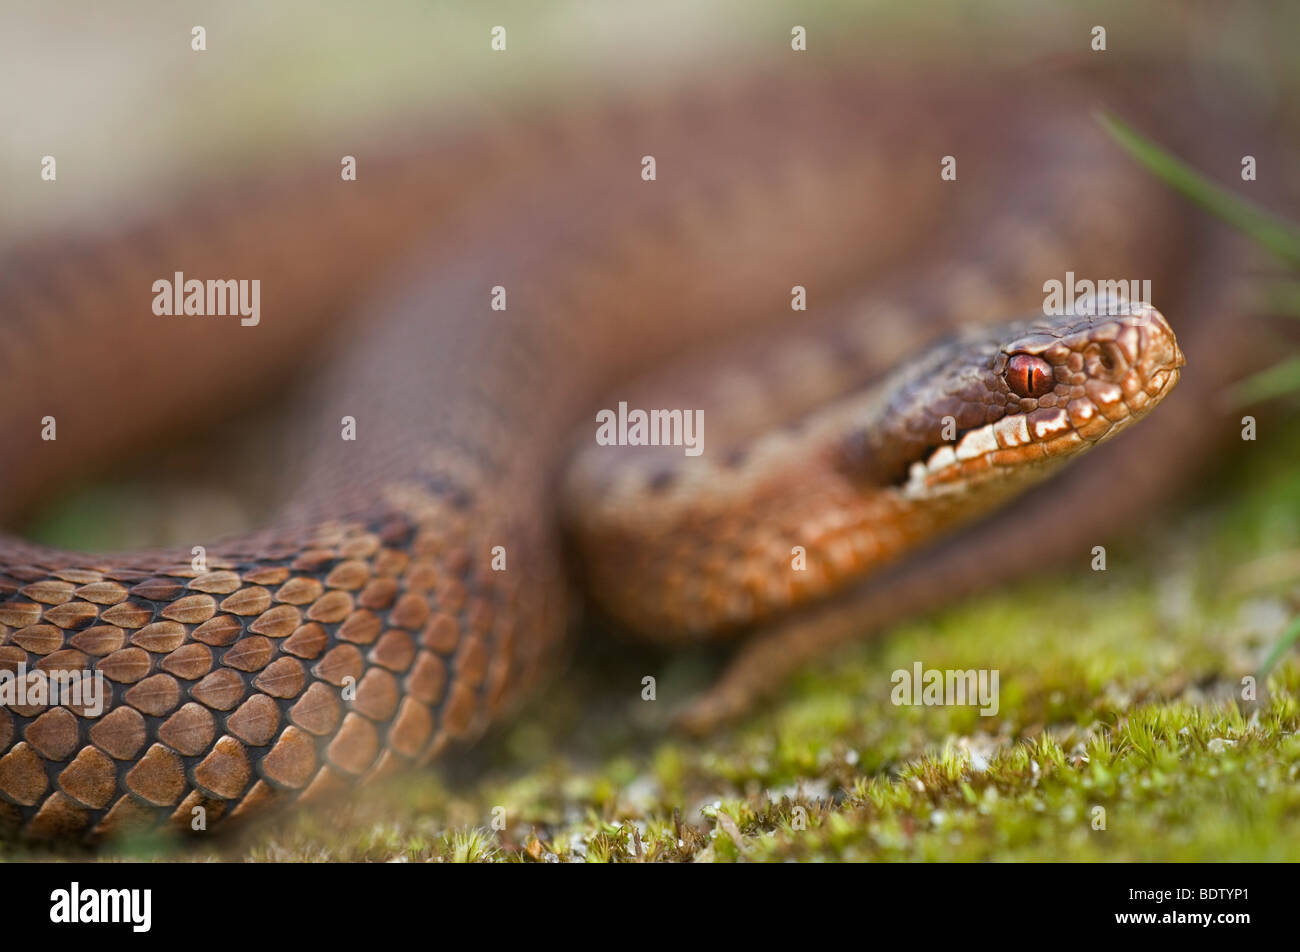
{"left": 1007, "top": 354, "right": 1051, "bottom": 398}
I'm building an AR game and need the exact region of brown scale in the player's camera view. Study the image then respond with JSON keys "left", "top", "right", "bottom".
{"left": 0, "top": 502, "right": 520, "bottom": 839}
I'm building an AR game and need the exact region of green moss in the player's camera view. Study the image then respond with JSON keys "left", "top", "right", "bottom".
{"left": 19, "top": 415, "right": 1277, "bottom": 864}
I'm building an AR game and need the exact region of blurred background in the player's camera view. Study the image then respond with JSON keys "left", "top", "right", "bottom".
{"left": 5, "top": 0, "right": 1298, "bottom": 221}
{"left": 4, "top": 0, "right": 1298, "bottom": 549}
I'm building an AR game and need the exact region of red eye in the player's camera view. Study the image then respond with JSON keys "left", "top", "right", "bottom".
{"left": 1005, "top": 354, "right": 1054, "bottom": 398}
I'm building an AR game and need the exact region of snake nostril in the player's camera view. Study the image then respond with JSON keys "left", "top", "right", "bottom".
{"left": 1085, "top": 342, "right": 1127, "bottom": 380}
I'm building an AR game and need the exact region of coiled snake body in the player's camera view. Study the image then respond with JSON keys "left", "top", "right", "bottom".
{"left": 0, "top": 63, "right": 1279, "bottom": 841}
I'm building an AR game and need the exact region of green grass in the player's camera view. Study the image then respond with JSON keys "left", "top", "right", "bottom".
{"left": 1097, "top": 113, "right": 1300, "bottom": 269}
{"left": 1098, "top": 112, "right": 1300, "bottom": 409}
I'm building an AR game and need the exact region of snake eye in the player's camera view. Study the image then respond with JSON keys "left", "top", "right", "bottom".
{"left": 1004, "top": 354, "right": 1054, "bottom": 398}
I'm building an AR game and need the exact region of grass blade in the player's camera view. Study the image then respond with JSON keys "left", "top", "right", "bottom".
{"left": 1224, "top": 355, "right": 1300, "bottom": 408}
{"left": 1259, "top": 613, "right": 1300, "bottom": 681}
{"left": 1097, "top": 112, "right": 1300, "bottom": 268}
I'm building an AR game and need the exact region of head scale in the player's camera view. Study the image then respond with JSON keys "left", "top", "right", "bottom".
{"left": 840, "top": 301, "right": 1184, "bottom": 498}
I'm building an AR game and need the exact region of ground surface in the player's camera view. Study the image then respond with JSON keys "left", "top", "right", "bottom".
{"left": 12, "top": 416, "right": 1294, "bottom": 863}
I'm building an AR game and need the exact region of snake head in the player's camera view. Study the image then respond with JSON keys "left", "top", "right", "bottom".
{"left": 845, "top": 300, "right": 1184, "bottom": 497}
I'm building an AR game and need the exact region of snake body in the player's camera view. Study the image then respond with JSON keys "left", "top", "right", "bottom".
{"left": 0, "top": 63, "right": 1282, "bottom": 841}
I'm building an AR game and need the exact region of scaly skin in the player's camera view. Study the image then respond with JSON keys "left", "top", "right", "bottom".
{"left": 0, "top": 64, "right": 1283, "bottom": 840}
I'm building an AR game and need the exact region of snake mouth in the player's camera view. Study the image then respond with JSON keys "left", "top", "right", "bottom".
{"left": 898, "top": 303, "right": 1183, "bottom": 498}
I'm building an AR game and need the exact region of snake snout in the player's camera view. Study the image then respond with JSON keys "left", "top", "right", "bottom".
{"left": 1125, "top": 304, "right": 1184, "bottom": 398}
{"left": 1140, "top": 305, "right": 1184, "bottom": 369}
{"left": 1066, "top": 303, "right": 1183, "bottom": 399}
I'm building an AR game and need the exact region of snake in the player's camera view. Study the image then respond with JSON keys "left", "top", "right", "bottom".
{"left": 0, "top": 58, "right": 1287, "bottom": 843}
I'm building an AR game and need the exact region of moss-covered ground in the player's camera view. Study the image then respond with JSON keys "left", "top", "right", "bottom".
{"left": 22, "top": 416, "right": 1286, "bottom": 864}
